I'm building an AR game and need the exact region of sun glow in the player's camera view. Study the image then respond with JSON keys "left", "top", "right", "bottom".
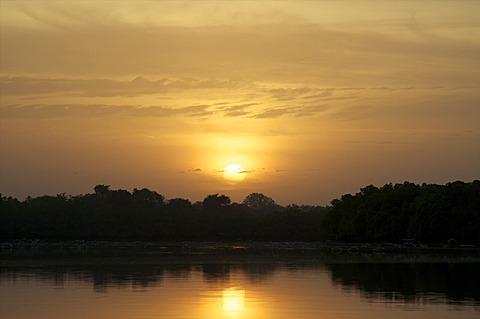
{"left": 223, "top": 164, "right": 246, "bottom": 183}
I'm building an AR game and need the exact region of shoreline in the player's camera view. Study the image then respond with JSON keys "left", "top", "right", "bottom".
{"left": 2, "top": 240, "right": 480, "bottom": 264}
{"left": 2, "top": 239, "right": 479, "bottom": 250}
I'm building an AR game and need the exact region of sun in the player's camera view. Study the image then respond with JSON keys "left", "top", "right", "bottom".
{"left": 223, "top": 163, "right": 246, "bottom": 183}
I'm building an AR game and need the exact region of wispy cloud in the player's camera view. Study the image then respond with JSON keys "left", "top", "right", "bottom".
{"left": 178, "top": 168, "right": 202, "bottom": 174}
{"left": 0, "top": 76, "right": 252, "bottom": 97}
{"left": 251, "top": 107, "right": 293, "bottom": 119}
{"left": 268, "top": 87, "right": 313, "bottom": 101}
{"left": 2, "top": 81, "right": 479, "bottom": 123}
{"left": 0, "top": 103, "right": 213, "bottom": 119}
{"left": 251, "top": 103, "right": 329, "bottom": 119}
{"left": 213, "top": 168, "right": 254, "bottom": 174}
{"left": 214, "top": 103, "right": 258, "bottom": 117}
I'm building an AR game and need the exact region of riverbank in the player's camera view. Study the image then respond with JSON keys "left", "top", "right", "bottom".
{"left": 2, "top": 240, "right": 479, "bottom": 262}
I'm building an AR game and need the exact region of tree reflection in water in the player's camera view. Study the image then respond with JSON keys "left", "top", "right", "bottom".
{"left": 326, "top": 262, "right": 480, "bottom": 305}
{"left": 1, "top": 255, "right": 479, "bottom": 306}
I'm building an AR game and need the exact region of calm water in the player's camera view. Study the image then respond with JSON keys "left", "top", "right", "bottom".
{"left": 1, "top": 244, "right": 479, "bottom": 319}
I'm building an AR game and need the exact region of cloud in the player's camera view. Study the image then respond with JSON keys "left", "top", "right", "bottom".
{"left": 214, "top": 103, "right": 259, "bottom": 117}
{"left": 251, "top": 107, "right": 293, "bottom": 119}
{"left": 223, "top": 110, "right": 252, "bottom": 117}
{"left": 214, "top": 169, "right": 254, "bottom": 174}
{"left": 0, "top": 76, "right": 251, "bottom": 97}
{"left": 267, "top": 87, "right": 363, "bottom": 105}
{"left": 0, "top": 103, "right": 213, "bottom": 119}
{"left": 251, "top": 103, "right": 329, "bottom": 119}
{"left": 302, "top": 89, "right": 335, "bottom": 100}
{"left": 292, "top": 104, "right": 330, "bottom": 118}
{"left": 2, "top": 12, "right": 479, "bottom": 88}
{"left": 0, "top": 104, "right": 118, "bottom": 119}
{"left": 215, "top": 103, "right": 259, "bottom": 111}
{"left": 1, "top": 101, "right": 325, "bottom": 120}
{"left": 133, "top": 105, "right": 213, "bottom": 118}
{"left": 3, "top": 80, "right": 479, "bottom": 125}
{"left": 268, "top": 87, "right": 314, "bottom": 101}
{"left": 178, "top": 168, "right": 202, "bottom": 174}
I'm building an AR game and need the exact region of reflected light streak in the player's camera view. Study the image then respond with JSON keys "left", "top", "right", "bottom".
{"left": 223, "top": 287, "right": 245, "bottom": 318}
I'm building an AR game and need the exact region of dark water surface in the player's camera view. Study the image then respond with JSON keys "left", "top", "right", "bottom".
{"left": 1, "top": 242, "right": 479, "bottom": 319}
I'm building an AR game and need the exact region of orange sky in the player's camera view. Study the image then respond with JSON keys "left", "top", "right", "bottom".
{"left": 1, "top": 1, "right": 479, "bottom": 205}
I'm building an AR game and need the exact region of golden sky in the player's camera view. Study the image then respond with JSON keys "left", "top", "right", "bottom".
{"left": 1, "top": 1, "right": 479, "bottom": 205}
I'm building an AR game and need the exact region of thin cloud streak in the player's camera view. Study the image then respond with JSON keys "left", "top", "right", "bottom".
{"left": 0, "top": 104, "right": 213, "bottom": 119}
{"left": 2, "top": 21, "right": 479, "bottom": 85}
{"left": 2, "top": 84, "right": 479, "bottom": 123}
{"left": 178, "top": 168, "right": 202, "bottom": 174}
{"left": 0, "top": 76, "right": 252, "bottom": 97}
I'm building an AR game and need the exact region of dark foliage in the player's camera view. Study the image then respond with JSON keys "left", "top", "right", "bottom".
{"left": 1, "top": 181, "right": 478, "bottom": 243}
{"left": 327, "top": 262, "right": 480, "bottom": 303}
{"left": 322, "top": 181, "right": 480, "bottom": 244}
{"left": 0, "top": 188, "right": 326, "bottom": 241}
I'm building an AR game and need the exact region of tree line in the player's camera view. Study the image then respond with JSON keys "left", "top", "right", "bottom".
{"left": 0, "top": 186, "right": 326, "bottom": 241}
{"left": 322, "top": 181, "right": 480, "bottom": 244}
{"left": 1, "top": 181, "right": 479, "bottom": 243}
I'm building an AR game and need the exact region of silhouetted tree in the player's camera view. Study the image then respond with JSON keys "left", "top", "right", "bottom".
{"left": 202, "top": 194, "right": 231, "bottom": 211}
{"left": 322, "top": 181, "right": 480, "bottom": 243}
{"left": 243, "top": 193, "right": 279, "bottom": 212}
{"left": 132, "top": 188, "right": 164, "bottom": 208}
{"left": 1, "top": 181, "right": 478, "bottom": 243}
{"left": 166, "top": 198, "right": 192, "bottom": 211}
{"left": 94, "top": 184, "right": 110, "bottom": 199}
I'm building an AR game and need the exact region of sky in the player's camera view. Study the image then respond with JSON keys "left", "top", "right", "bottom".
{"left": 1, "top": 0, "right": 479, "bottom": 205}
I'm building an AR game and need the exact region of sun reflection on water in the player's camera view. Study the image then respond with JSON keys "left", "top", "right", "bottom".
{"left": 223, "top": 287, "right": 245, "bottom": 318}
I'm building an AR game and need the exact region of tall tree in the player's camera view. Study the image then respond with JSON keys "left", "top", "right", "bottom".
{"left": 243, "top": 193, "right": 279, "bottom": 212}
{"left": 202, "top": 194, "right": 231, "bottom": 211}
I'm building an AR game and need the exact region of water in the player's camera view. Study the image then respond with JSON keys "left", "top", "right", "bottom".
{"left": 1, "top": 244, "right": 479, "bottom": 319}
